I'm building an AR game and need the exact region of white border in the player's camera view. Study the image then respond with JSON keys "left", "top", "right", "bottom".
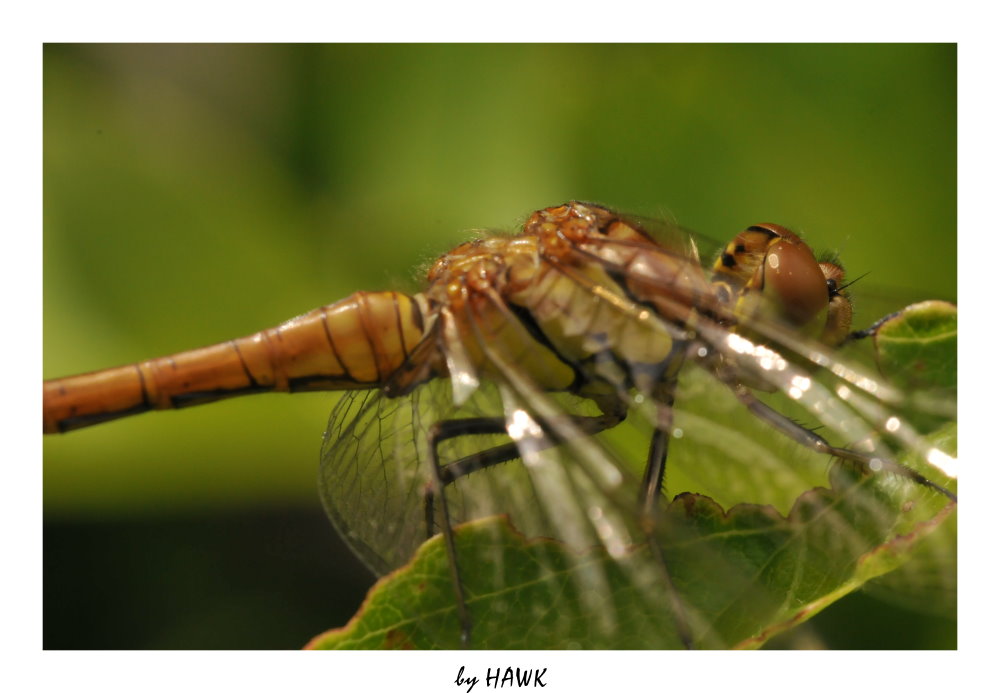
{"left": 8, "top": 2, "right": 992, "bottom": 691}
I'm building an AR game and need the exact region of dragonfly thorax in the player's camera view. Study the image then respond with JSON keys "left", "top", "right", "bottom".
{"left": 413, "top": 203, "right": 713, "bottom": 400}
{"left": 410, "top": 204, "right": 856, "bottom": 407}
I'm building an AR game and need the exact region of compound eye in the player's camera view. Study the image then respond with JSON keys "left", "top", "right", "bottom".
{"left": 761, "top": 239, "right": 828, "bottom": 326}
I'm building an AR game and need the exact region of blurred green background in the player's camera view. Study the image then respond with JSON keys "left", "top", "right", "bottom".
{"left": 43, "top": 44, "right": 956, "bottom": 649}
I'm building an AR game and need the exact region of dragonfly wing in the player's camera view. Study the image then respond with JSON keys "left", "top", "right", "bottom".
{"left": 320, "top": 387, "right": 432, "bottom": 575}
{"left": 320, "top": 376, "right": 604, "bottom": 576}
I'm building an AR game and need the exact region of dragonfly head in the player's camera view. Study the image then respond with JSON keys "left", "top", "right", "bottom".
{"left": 714, "top": 223, "right": 854, "bottom": 348}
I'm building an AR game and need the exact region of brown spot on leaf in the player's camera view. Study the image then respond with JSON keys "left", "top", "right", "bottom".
{"left": 383, "top": 628, "right": 416, "bottom": 649}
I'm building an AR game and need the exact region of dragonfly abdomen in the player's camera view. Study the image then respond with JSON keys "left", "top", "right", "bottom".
{"left": 43, "top": 291, "right": 428, "bottom": 433}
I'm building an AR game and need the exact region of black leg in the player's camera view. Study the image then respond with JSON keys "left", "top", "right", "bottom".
{"left": 638, "top": 380, "right": 678, "bottom": 518}
{"left": 423, "top": 406, "right": 628, "bottom": 647}
{"left": 847, "top": 310, "right": 901, "bottom": 342}
{"left": 636, "top": 377, "right": 694, "bottom": 649}
{"left": 423, "top": 411, "right": 626, "bottom": 537}
{"left": 727, "top": 383, "right": 957, "bottom": 502}
{"left": 424, "top": 418, "right": 502, "bottom": 648}
{"left": 635, "top": 341, "right": 688, "bottom": 516}
{"left": 424, "top": 417, "right": 511, "bottom": 541}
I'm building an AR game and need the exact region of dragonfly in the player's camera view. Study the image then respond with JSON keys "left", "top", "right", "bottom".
{"left": 44, "top": 202, "right": 957, "bottom": 649}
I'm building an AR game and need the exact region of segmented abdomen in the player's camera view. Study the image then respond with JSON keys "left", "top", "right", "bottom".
{"left": 43, "top": 291, "right": 427, "bottom": 433}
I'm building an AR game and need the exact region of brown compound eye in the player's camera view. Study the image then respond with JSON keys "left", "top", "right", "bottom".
{"left": 760, "top": 237, "right": 829, "bottom": 327}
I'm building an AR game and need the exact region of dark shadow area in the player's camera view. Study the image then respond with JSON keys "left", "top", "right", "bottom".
{"left": 44, "top": 506, "right": 374, "bottom": 649}
{"left": 766, "top": 589, "right": 957, "bottom": 650}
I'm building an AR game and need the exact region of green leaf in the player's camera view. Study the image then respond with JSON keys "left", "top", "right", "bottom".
{"left": 308, "top": 516, "right": 693, "bottom": 650}
{"left": 309, "top": 455, "right": 956, "bottom": 650}
{"left": 872, "top": 300, "right": 957, "bottom": 390}
{"left": 859, "top": 423, "right": 958, "bottom": 618}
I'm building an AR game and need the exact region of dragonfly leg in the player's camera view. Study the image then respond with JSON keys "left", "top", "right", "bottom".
{"left": 727, "top": 384, "right": 957, "bottom": 502}
{"left": 424, "top": 417, "right": 508, "bottom": 647}
{"left": 846, "top": 310, "right": 902, "bottom": 342}
{"left": 424, "top": 417, "right": 511, "bottom": 540}
{"left": 637, "top": 378, "right": 695, "bottom": 649}
{"left": 422, "top": 408, "right": 627, "bottom": 647}
{"left": 639, "top": 377, "right": 680, "bottom": 517}
{"left": 424, "top": 410, "right": 628, "bottom": 538}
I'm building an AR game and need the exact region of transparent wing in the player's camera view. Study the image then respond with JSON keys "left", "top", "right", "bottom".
{"left": 321, "top": 378, "right": 515, "bottom": 575}
{"left": 320, "top": 375, "right": 629, "bottom": 575}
